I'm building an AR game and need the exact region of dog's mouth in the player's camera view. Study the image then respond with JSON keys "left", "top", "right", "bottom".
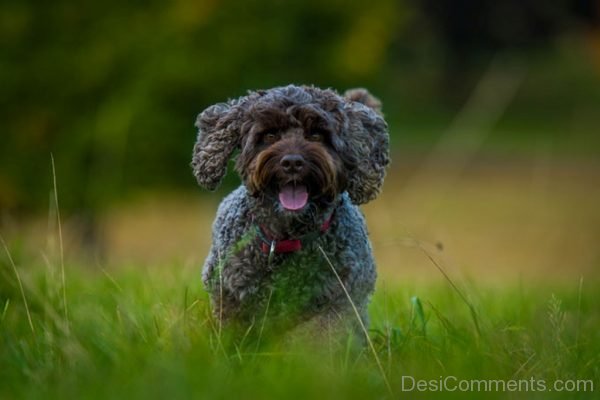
{"left": 278, "top": 182, "right": 309, "bottom": 211}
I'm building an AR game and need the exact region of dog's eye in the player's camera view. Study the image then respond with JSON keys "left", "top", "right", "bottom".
{"left": 307, "top": 132, "right": 324, "bottom": 142}
{"left": 262, "top": 131, "right": 280, "bottom": 144}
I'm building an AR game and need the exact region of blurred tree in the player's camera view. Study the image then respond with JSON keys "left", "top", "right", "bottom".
{"left": 418, "top": 0, "right": 600, "bottom": 103}
{"left": 0, "top": 0, "right": 403, "bottom": 215}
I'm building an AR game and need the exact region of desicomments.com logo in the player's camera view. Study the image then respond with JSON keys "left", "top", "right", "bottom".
{"left": 401, "top": 376, "right": 595, "bottom": 393}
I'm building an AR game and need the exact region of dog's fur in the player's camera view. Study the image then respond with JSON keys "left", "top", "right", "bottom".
{"left": 192, "top": 85, "right": 389, "bottom": 333}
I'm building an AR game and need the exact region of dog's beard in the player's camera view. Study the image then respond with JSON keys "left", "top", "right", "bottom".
{"left": 246, "top": 145, "right": 342, "bottom": 214}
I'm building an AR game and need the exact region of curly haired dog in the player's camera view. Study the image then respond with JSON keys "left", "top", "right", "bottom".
{"left": 191, "top": 85, "right": 389, "bottom": 334}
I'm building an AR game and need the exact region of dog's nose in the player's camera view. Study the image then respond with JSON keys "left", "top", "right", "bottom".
{"left": 280, "top": 154, "right": 305, "bottom": 174}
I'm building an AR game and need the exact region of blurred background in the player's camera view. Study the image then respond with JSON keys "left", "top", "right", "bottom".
{"left": 1, "top": 0, "right": 599, "bottom": 282}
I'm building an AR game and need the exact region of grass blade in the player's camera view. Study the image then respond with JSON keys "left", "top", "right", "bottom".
{"left": 318, "top": 245, "right": 394, "bottom": 397}
{"left": 410, "top": 296, "right": 427, "bottom": 336}
{"left": 51, "top": 153, "right": 69, "bottom": 333}
{"left": 1, "top": 236, "right": 35, "bottom": 336}
{"left": 1, "top": 298, "right": 9, "bottom": 324}
{"left": 417, "top": 241, "right": 481, "bottom": 337}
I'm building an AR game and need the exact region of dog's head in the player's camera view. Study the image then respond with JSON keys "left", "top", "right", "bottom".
{"left": 191, "top": 85, "right": 389, "bottom": 211}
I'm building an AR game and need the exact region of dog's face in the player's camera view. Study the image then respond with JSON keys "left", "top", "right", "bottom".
{"left": 192, "top": 85, "right": 389, "bottom": 207}
{"left": 235, "top": 95, "right": 348, "bottom": 212}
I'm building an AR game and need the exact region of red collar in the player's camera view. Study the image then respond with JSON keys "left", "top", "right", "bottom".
{"left": 256, "top": 212, "right": 333, "bottom": 254}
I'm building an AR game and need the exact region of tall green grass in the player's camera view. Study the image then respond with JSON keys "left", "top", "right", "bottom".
{"left": 1, "top": 247, "right": 598, "bottom": 399}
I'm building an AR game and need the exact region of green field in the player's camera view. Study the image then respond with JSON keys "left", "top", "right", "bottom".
{"left": 1, "top": 255, "right": 598, "bottom": 399}
{"left": 2, "top": 159, "right": 600, "bottom": 399}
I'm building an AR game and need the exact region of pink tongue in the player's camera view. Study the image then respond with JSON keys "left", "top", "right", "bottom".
{"left": 278, "top": 184, "right": 308, "bottom": 210}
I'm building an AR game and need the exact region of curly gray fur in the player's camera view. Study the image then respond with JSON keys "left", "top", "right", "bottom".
{"left": 192, "top": 85, "right": 390, "bottom": 334}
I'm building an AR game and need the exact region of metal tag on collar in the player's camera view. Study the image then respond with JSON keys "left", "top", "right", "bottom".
{"left": 268, "top": 240, "right": 276, "bottom": 266}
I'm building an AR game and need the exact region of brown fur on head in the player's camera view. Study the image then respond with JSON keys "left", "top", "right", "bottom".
{"left": 191, "top": 85, "right": 389, "bottom": 206}
{"left": 242, "top": 133, "right": 344, "bottom": 201}
{"left": 234, "top": 91, "right": 347, "bottom": 206}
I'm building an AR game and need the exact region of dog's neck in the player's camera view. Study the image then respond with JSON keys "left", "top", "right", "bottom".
{"left": 246, "top": 190, "right": 341, "bottom": 239}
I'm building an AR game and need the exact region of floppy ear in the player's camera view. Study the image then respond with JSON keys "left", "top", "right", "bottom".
{"left": 343, "top": 88, "right": 390, "bottom": 205}
{"left": 191, "top": 101, "right": 242, "bottom": 190}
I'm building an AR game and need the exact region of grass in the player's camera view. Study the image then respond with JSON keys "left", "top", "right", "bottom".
{"left": 0, "top": 150, "right": 597, "bottom": 399}
{"left": 1, "top": 250, "right": 598, "bottom": 399}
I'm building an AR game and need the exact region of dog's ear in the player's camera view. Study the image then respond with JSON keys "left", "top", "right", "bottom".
{"left": 191, "top": 100, "right": 243, "bottom": 190}
{"left": 343, "top": 88, "right": 390, "bottom": 205}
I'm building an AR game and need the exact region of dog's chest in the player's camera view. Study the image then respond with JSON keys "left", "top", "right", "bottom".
{"left": 255, "top": 246, "right": 336, "bottom": 318}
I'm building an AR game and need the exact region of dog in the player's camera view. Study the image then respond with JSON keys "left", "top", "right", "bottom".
{"left": 192, "top": 85, "right": 389, "bottom": 335}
